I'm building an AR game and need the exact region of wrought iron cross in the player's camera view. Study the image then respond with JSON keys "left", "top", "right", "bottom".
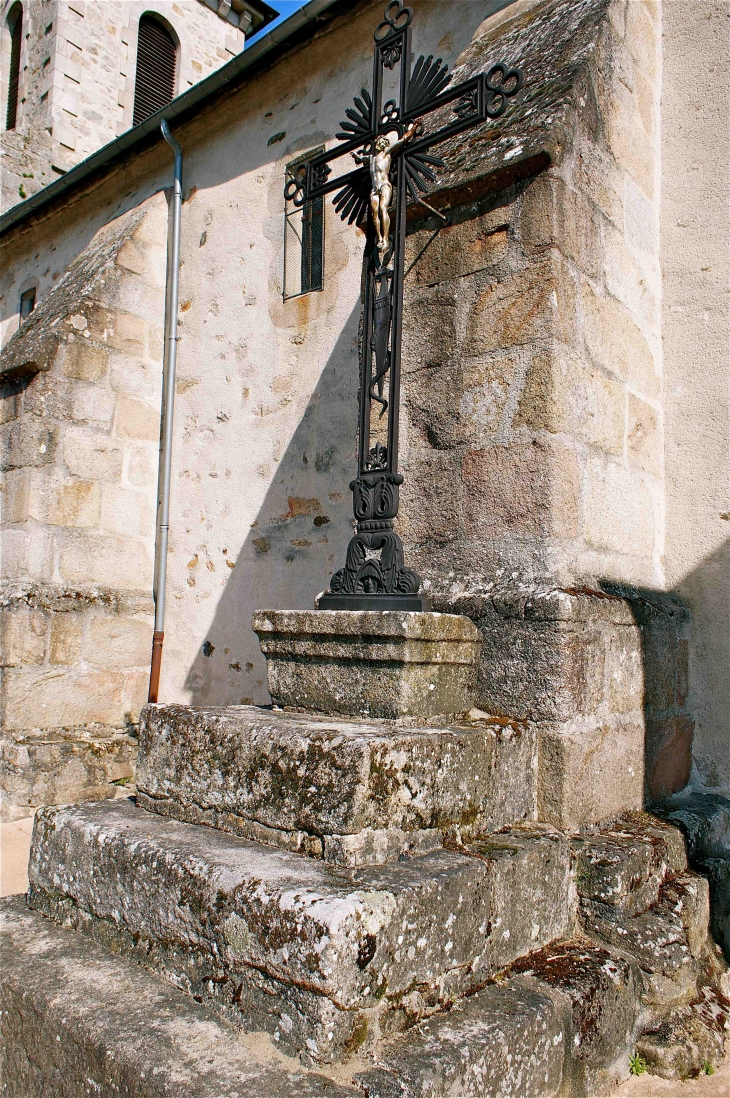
{"left": 286, "top": 1, "right": 523, "bottom": 610}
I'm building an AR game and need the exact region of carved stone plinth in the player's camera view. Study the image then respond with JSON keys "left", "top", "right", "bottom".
{"left": 252, "top": 609, "right": 480, "bottom": 719}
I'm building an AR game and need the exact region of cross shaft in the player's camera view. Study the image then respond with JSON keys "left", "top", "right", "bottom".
{"left": 285, "top": 1, "right": 523, "bottom": 610}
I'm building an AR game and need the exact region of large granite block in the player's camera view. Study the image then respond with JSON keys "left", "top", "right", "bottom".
{"left": 28, "top": 800, "right": 573, "bottom": 1062}
{"left": 252, "top": 610, "right": 480, "bottom": 719}
{"left": 137, "top": 704, "right": 536, "bottom": 864}
{"left": 508, "top": 940, "right": 640, "bottom": 1095}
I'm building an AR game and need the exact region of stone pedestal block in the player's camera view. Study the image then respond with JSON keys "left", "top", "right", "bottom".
{"left": 252, "top": 610, "right": 480, "bottom": 719}
{"left": 435, "top": 586, "right": 692, "bottom": 828}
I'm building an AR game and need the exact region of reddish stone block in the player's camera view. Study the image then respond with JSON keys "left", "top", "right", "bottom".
{"left": 646, "top": 716, "right": 693, "bottom": 801}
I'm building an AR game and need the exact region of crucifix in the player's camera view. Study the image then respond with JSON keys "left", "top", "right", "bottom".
{"left": 286, "top": 0, "right": 523, "bottom": 611}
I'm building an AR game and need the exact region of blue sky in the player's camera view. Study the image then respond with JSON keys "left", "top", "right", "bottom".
{"left": 247, "top": 1, "right": 310, "bottom": 45}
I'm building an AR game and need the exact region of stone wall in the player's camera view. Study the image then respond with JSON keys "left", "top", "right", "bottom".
{"left": 1, "top": 0, "right": 246, "bottom": 215}
{"left": 0, "top": 192, "right": 167, "bottom": 817}
{"left": 660, "top": 1, "right": 730, "bottom": 795}
{"left": 400, "top": 0, "right": 663, "bottom": 594}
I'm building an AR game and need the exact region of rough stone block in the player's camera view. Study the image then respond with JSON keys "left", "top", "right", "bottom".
{"left": 0, "top": 607, "right": 48, "bottom": 667}
{"left": 636, "top": 986, "right": 729, "bottom": 1081}
{"left": 71, "top": 383, "right": 115, "bottom": 426}
{"left": 0, "top": 898, "right": 359, "bottom": 1098}
{"left": 463, "top": 257, "right": 576, "bottom": 355}
{"left": 1, "top": 726, "right": 137, "bottom": 820}
{"left": 61, "top": 340, "right": 109, "bottom": 381}
{"left": 59, "top": 533, "right": 153, "bottom": 589}
{"left": 538, "top": 716, "right": 644, "bottom": 831}
{"left": 461, "top": 436, "right": 581, "bottom": 541}
{"left": 49, "top": 612, "right": 84, "bottom": 665}
{"left": 663, "top": 794, "right": 730, "bottom": 863}
{"left": 574, "top": 827, "right": 666, "bottom": 916}
{"left": 114, "top": 394, "right": 159, "bottom": 441}
{"left": 584, "top": 456, "right": 656, "bottom": 558}
{"left": 2, "top": 665, "right": 125, "bottom": 731}
{"left": 410, "top": 216, "right": 510, "bottom": 287}
{"left": 582, "top": 871, "right": 710, "bottom": 984}
{"left": 580, "top": 281, "right": 659, "bottom": 398}
{"left": 28, "top": 802, "right": 573, "bottom": 1060}
{"left": 355, "top": 983, "right": 564, "bottom": 1098}
{"left": 1, "top": 416, "right": 59, "bottom": 470}
{"left": 514, "top": 345, "right": 625, "bottom": 456}
{"left": 100, "top": 484, "right": 156, "bottom": 538}
{"left": 105, "top": 312, "right": 148, "bottom": 356}
{"left": 44, "top": 478, "right": 101, "bottom": 528}
{"left": 402, "top": 285, "right": 457, "bottom": 372}
{"left": 85, "top": 614, "right": 151, "bottom": 669}
{"left": 508, "top": 940, "right": 640, "bottom": 1095}
{"left": 137, "top": 704, "right": 536, "bottom": 857}
{"left": 63, "top": 425, "right": 124, "bottom": 482}
{"left": 252, "top": 610, "right": 480, "bottom": 719}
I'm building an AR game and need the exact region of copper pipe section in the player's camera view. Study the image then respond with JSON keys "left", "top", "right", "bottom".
{"left": 148, "top": 631, "right": 165, "bottom": 703}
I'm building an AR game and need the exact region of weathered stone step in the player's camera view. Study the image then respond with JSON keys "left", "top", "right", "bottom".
{"left": 354, "top": 981, "right": 566, "bottom": 1098}
{"left": 572, "top": 812, "right": 687, "bottom": 916}
{"left": 581, "top": 871, "right": 712, "bottom": 1017}
{"left": 0, "top": 897, "right": 359, "bottom": 1098}
{"left": 636, "top": 984, "right": 729, "bottom": 1080}
{"left": 28, "top": 799, "right": 572, "bottom": 1062}
{"left": 137, "top": 703, "right": 535, "bottom": 865}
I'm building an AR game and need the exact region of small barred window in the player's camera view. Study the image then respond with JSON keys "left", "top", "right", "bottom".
{"left": 284, "top": 150, "right": 325, "bottom": 300}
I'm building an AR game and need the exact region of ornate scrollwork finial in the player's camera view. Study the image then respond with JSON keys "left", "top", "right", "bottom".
{"left": 374, "top": 1, "right": 413, "bottom": 43}
{"left": 484, "top": 63, "right": 524, "bottom": 118}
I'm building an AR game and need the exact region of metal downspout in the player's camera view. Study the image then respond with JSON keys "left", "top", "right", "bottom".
{"left": 148, "top": 119, "right": 182, "bottom": 703}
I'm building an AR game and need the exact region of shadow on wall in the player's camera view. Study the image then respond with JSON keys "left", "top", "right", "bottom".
{"left": 603, "top": 536, "right": 730, "bottom": 805}
{"left": 184, "top": 303, "right": 361, "bottom": 705}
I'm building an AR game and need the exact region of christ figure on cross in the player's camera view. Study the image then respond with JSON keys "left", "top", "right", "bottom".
{"left": 354, "top": 121, "right": 419, "bottom": 258}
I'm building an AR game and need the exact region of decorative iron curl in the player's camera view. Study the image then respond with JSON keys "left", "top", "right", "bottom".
{"left": 485, "top": 63, "right": 524, "bottom": 118}
{"left": 374, "top": 1, "right": 412, "bottom": 42}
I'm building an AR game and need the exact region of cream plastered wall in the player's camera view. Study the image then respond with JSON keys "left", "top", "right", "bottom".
{"left": 661, "top": 0, "right": 730, "bottom": 794}
{"left": 2, "top": 0, "right": 513, "bottom": 708}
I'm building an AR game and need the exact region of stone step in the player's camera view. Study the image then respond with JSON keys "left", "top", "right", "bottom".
{"left": 137, "top": 704, "right": 535, "bottom": 866}
{"left": 581, "top": 871, "right": 711, "bottom": 1017}
{"left": 636, "top": 985, "right": 729, "bottom": 1080}
{"left": 354, "top": 981, "right": 566, "bottom": 1098}
{"left": 28, "top": 799, "right": 573, "bottom": 1063}
{"left": 572, "top": 812, "right": 687, "bottom": 916}
{"left": 0, "top": 897, "right": 360, "bottom": 1098}
{"left": 506, "top": 938, "right": 640, "bottom": 1095}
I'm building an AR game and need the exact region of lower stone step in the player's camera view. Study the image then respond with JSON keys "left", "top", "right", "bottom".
{"left": 636, "top": 984, "right": 730, "bottom": 1080}
{"left": 0, "top": 897, "right": 359, "bottom": 1098}
{"left": 28, "top": 798, "right": 573, "bottom": 1063}
{"left": 354, "top": 981, "right": 565, "bottom": 1098}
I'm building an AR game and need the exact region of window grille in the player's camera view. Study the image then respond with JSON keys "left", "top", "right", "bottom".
{"left": 132, "top": 14, "right": 177, "bottom": 126}
{"left": 19, "top": 286, "right": 35, "bottom": 319}
{"left": 284, "top": 149, "right": 324, "bottom": 300}
{"left": 6, "top": 3, "right": 22, "bottom": 131}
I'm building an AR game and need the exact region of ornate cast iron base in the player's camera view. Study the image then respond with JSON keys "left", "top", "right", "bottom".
{"left": 318, "top": 470, "right": 429, "bottom": 611}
